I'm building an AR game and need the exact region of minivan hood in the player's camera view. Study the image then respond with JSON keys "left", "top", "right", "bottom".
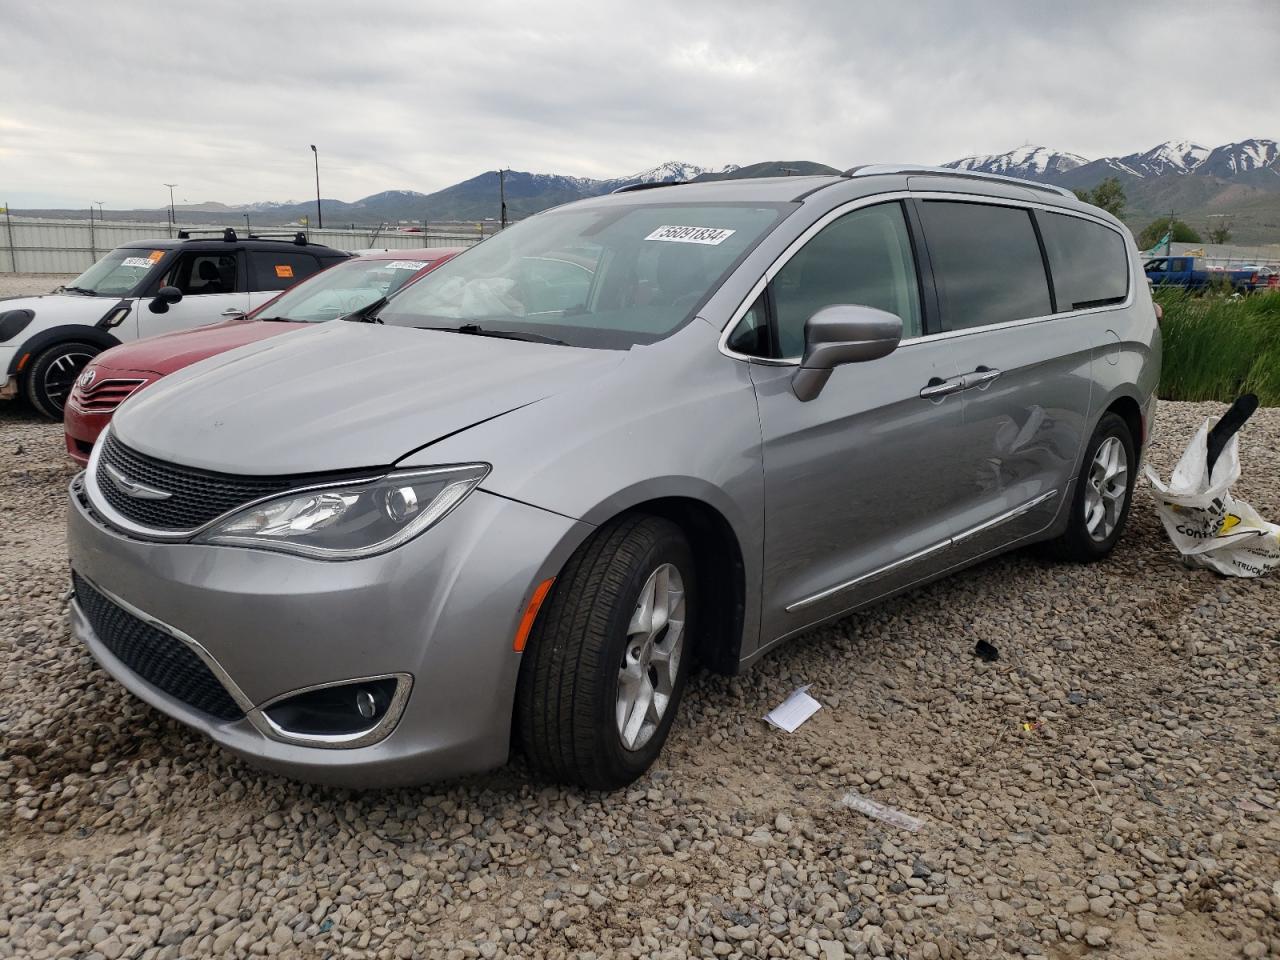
{"left": 94, "top": 319, "right": 300, "bottom": 376}
{"left": 112, "top": 321, "right": 624, "bottom": 475}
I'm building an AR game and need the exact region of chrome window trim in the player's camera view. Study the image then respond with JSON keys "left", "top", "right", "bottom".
{"left": 717, "top": 190, "right": 1134, "bottom": 366}
{"left": 72, "top": 570, "right": 412, "bottom": 750}
{"left": 784, "top": 489, "right": 1059, "bottom": 612}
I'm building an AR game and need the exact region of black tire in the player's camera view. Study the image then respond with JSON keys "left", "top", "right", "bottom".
{"left": 516, "top": 514, "right": 695, "bottom": 789}
{"left": 1043, "top": 412, "right": 1136, "bottom": 562}
{"left": 23, "top": 341, "right": 100, "bottom": 420}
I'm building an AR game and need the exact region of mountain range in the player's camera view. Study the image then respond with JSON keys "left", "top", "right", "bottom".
{"left": 16, "top": 140, "right": 1280, "bottom": 243}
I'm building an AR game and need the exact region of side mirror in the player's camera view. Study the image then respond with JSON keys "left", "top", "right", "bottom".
{"left": 148, "top": 286, "right": 184, "bottom": 314}
{"left": 792, "top": 304, "right": 902, "bottom": 402}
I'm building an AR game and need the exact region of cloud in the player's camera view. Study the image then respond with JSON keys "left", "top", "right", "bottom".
{"left": 0, "top": 0, "right": 1275, "bottom": 207}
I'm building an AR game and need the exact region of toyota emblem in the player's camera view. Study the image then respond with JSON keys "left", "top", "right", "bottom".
{"left": 79, "top": 369, "right": 96, "bottom": 389}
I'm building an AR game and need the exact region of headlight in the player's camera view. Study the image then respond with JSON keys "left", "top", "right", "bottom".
{"left": 195, "top": 464, "right": 489, "bottom": 559}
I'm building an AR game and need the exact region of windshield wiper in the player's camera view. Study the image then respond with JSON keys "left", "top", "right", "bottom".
{"left": 419, "top": 323, "right": 566, "bottom": 346}
{"left": 254, "top": 316, "right": 297, "bottom": 323}
{"left": 344, "top": 297, "right": 386, "bottom": 324}
{"left": 61, "top": 286, "right": 98, "bottom": 296}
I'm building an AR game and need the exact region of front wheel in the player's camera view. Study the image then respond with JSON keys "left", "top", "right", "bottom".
{"left": 516, "top": 514, "right": 695, "bottom": 789}
{"left": 23, "top": 341, "right": 100, "bottom": 420}
{"left": 1044, "top": 412, "right": 1136, "bottom": 561}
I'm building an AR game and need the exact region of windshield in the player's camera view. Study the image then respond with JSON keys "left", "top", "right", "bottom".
{"left": 376, "top": 202, "right": 787, "bottom": 349}
{"left": 65, "top": 247, "right": 167, "bottom": 296}
{"left": 252, "top": 257, "right": 435, "bottom": 322}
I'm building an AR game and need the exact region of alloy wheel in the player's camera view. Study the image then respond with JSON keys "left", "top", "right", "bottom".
{"left": 43, "top": 350, "right": 95, "bottom": 410}
{"left": 616, "top": 562, "right": 686, "bottom": 751}
{"left": 1084, "top": 435, "right": 1129, "bottom": 541}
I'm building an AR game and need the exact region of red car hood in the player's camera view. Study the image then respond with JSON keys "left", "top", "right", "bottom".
{"left": 95, "top": 320, "right": 302, "bottom": 376}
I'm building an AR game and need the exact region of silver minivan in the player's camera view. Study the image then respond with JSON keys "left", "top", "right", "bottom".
{"left": 67, "top": 167, "right": 1160, "bottom": 789}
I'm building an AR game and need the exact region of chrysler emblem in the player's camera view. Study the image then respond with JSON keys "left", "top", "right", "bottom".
{"left": 102, "top": 462, "right": 173, "bottom": 500}
{"left": 79, "top": 369, "right": 96, "bottom": 389}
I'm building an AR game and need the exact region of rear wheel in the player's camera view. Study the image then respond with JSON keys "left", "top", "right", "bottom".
{"left": 516, "top": 514, "right": 694, "bottom": 789}
{"left": 23, "top": 341, "right": 100, "bottom": 420}
{"left": 1044, "top": 412, "right": 1135, "bottom": 561}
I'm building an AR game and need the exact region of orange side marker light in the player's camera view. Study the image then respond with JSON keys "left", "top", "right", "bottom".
{"left": 513, "top": 578, "right": 555, "bottom": 652}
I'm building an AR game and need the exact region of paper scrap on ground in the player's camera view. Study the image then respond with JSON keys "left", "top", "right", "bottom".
{"left": 841, "top": 792, "right": 925, "bottom": 833}
{"left": 764, "top": 685, "right": 821, "bottom": 732}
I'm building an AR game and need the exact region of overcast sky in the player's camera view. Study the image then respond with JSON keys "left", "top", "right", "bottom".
{"left": 2, "top": 0, "right": 1276, "bottom": 209}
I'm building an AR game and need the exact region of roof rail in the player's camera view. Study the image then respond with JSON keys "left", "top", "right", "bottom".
{"left": 247, "top": 231, "right": 309, "bottom": 246}
{"left": 175, "top": 228, "right": 238, "bottom": 241}
{"left": 842, "top": 164, "right": 1075, "bottom": 198}
{"left": 611, "top": 180, "right": 688, "bottom": 194}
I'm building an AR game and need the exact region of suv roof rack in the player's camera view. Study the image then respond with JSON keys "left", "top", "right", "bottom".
{"left": 611, "top": 180, "right": 688, "bottom": 194}
{"left": 175, "top": 227, "right": 238, "bottom": 241}
{"left": 247, "top": 231, "right": 309, "bottom": 246}
{"left": 842, "top": 164, "right": 1076, "bottom": 198}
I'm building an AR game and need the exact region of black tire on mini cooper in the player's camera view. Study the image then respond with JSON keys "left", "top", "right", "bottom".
{"left": 515, "top": 514, "right": 695, "bottom": 789}
{"left": 23, "top": 341, "right": 100, "bottom": 420}
{"left": 1044, "top": 412, "right": 1136, "bottom": 562}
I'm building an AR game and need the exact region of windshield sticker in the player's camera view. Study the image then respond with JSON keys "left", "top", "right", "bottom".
{"left": 275, "top": 264, "right": 294, "bottom": 279}
{"left": 147, "top": 250, "right": 165, "bottom": 262}
{"left": 644, "top": 225, "right": 736, "bottom": 246}
{"left": 121, "top": 257, "right": 156, "bottom": 269}
{"left": 382, "top": 260, "right": 427, "bottom": 271}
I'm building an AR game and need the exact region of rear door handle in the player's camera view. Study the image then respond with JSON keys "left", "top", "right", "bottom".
{"left": 919, "top": 376, "right": 965, "bottom": 401}
{"left": 963, "top": 366, "right": 1002, "bottom": 390}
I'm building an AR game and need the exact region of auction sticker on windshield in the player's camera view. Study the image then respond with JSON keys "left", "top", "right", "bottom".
{"left": 645, "top": 225, "right": 736, "bottom": 245}
{"left": 383, "top": 261, "right": 428, "bottom": 271}
{"left": 121, "top": 257, "right": 157, "bottom": 268}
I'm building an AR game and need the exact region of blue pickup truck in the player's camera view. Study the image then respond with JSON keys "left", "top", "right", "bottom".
{"left": 1143, "top": 256, "right": 1262, "bottom": 292}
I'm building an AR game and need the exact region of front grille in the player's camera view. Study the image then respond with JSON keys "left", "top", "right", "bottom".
{"left": 96, "top": 433, "right": 296, "bottom": 531}
{"left": 69, "top": 377, "right": 147, "bottom": 414}
{"left": 72, "top": 573, "right": 244, "bottom": 722}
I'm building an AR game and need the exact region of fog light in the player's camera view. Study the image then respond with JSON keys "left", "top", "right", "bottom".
{"left": 262, "top": 676, "right": 403, "bottom": 740}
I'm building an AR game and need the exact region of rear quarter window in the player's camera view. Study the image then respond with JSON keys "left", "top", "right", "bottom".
{"left": 249, "top": 251, "right": 323, "bottom": 291}
{"left": 1037, "top": 212, "right": 1129, "bottom": 310}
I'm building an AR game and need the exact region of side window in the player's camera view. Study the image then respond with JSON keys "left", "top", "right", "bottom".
{"left": 725, "top": 293, "right": 772, "bottom": 357}
{"left": 770, "top": 202, "right": 923, "bottom": 358}
{"left": 1037, "top": 212, "right": 1129, "bottom": 310}
{"left": 250, "top": 251, "right": 323, "bottom": 291}
{"left": 163, "top": 253, "right": 239, "bottom": 296}
{"left": 918, "top": 201, "right": 1052, "bottom": 331}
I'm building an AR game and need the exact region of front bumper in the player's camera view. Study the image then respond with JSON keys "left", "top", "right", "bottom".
{"left": 64, "top": 404, "right": 109, "bottom": 465}
{"left": 67, "top": 476, "right": 590, "bottom": 787}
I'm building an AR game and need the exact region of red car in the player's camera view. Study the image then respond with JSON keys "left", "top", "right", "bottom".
{"left": 64, "top": 248, "right": 463, "bottom": 464}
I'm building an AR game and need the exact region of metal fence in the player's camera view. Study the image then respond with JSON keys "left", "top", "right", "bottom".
{"left": 0, "top": 215, "right": 488, "bottom": 273}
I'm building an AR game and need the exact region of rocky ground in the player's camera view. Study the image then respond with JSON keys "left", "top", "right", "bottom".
{"left": 0, "top": 275, "right": 1276, "bottom": 959}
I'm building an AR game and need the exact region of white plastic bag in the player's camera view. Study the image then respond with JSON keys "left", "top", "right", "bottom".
{"left": 1145, "top": 418, "right": 1280, "bottom": 577}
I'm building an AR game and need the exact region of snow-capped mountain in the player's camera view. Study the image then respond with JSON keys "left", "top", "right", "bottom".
{"left": 944, "top": 139, "right": 1280, "bottom": 183}
{"left": 1198, "top": 139, "right": 1279, "bottom": 177}
{"left": 608, "top": 161, "right": 740, "bottom": 186}
{"left": 944, "top": 146, "right": 1087, "bottom": 179}
{"left": 1116, "top": 140, "right": 1210, "bottom": 176}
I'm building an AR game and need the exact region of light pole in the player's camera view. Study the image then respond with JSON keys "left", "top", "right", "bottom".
{"left": 94, "top": 201, "right": 105, "bottom": 219}
{"left": 243, "top": 213, "right": 251, "bottom": 234}
{"left": 498, "top": 168, "right": 509, "bottom": 229}
{"left": 163, "top": 183, "right": 178, "bottom": 224}
{"left": 310, "top": 145, "right": 323, "bottom": 229}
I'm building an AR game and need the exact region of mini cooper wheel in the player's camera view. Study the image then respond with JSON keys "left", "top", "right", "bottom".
{"left": 24, "top": 341, "right": 100, "bottom": 420}
{"left": 1045, "top": 412, "right": 1136, "bottom": 562}
{"left": 516, "top": 514, "right": 694, "bottom": 789}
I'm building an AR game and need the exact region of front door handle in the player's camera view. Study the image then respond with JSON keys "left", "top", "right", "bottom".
{"left": 919, "top": 376, "right": 965, "bottom": 401}
{"left": 963, "top": 366, "right": 1002, "bottom": 390}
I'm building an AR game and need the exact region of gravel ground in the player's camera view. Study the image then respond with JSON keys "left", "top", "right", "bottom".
{"left": 0, "top": 286, "right": 1277, "bottom": 958}
{"left": 0, "top": 273, "right": 76, "bottom": 298}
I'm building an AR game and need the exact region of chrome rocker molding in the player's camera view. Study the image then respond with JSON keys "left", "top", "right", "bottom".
{"left": 71, "top": 571, "right": 412, "bottom": 750}
{"left": 785, "top": 489, "right": 1059, "bottom": 612}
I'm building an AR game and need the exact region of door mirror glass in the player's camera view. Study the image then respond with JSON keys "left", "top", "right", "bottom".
{"left": 148, "top": 285, "right": 184, "bottom": 314}
{"left": 792, "top": 304, "right": 902, "bottom": 401}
